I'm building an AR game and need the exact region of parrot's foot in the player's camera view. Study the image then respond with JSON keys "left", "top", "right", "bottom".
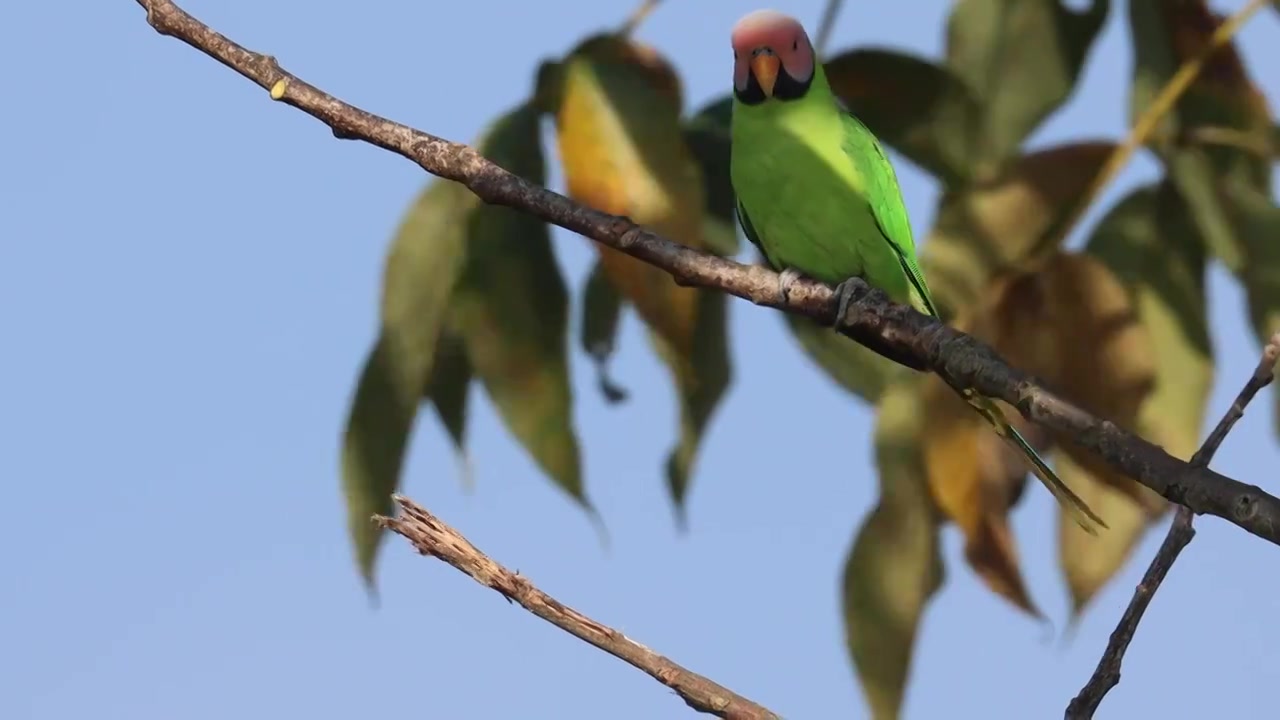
{"left": 777, "top": 268, "right": 805, "bottom": 304}
{"left": 831, "top": 277, "right": 860, "bottom": 331}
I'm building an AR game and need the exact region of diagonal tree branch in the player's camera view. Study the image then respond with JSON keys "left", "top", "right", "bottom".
{"left": 375, "top": 495, "right": 782, "bottom": 720}
{"left": 131, "top": 0, "right": 1280, "bottom": 546}
{"left": 1066, "top": 334, "right": 1280, "bottom": 719}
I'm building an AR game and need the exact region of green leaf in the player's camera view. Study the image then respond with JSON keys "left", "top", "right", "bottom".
{"left": 340, "top": 178, "right": 470, "bottom": 590}
{"left": 340, "top": 101, "right": 572, "bottom": 589}
{"left": 449, "top": 103, "right": 589, "bottom": 510}
{"left": 945, "top": 0, "right": 1109, "bottom": 172}
{"left": 783, "top": 313, "right": 895, "bottom": 405}
{"left": 423, "top": 324, "right": 474, "bottom": 490}
{"left": 1220, "top": 176, "right": 1280, "bottom": 436}
{"left": 579, "top": 260, "right": 629, "bottom": 404}
{"left": 918, "top": 141, "right": 1117, "bottom": 318}
{"left": 824, "top": 48, "right": 983, "bottom": 185}
{"left": 551, "top": 35, "right": 733, "bottom": 518}
{"left": 683, "top": 95, "right": 740, "bottom": 257}
{"left": 844, "top": 378, "right": 944, "bottom": 720}
{"left": 649, "top": 289, "right": 732, "bottom": 526}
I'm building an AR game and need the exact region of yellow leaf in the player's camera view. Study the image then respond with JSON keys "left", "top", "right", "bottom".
{"left": 844, "top": 379, "right": 945, "bottom": 720}
{"left": 549, "top": 34, "right": 731, "bottom": 514}
{"left": 550, "top": 34, "right": 705, "bottom": 354}
{"left": 1056, "top": 452, "right": 1165, "bottom": 617}
{"left": 920, "top": 298, "right": 1046, "bottom": 616}
{"left": 923, "top": 251, "right": 1156, "bottom": 611}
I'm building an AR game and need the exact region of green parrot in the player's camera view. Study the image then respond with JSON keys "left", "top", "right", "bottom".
{"left": 727, "top": 9, "right": 1106, "bottom": 534}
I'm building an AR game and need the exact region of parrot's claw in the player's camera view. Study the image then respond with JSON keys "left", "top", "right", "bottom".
{"left": 832, "top": 278, "right": 859, "bottom": 331}
{"left": 777, "top": 268, "right": 804, "bottom": 305}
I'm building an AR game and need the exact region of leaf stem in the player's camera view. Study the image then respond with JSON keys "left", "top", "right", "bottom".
{"left": 814, "top": 0, "right": 846, "bottom": 57}
{"left": 618, "top": 0, "right": 662, "bottom": 36}
{"left": 1046, "top": 0, "right": 1269, "bottom": 253}
{"left": 1179, "top": 125, "right": 1276, "bottom": 158}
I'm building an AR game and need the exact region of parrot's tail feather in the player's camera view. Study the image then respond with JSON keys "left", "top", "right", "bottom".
{"left": 957, "top": 387, "right": 1108, "bottom": 534}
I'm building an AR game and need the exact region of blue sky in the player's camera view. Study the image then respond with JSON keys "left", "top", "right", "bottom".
{"left": 4, "top": 1, "right": 1280, "bottom": 718}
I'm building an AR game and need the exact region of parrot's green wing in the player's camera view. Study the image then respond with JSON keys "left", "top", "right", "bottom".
{"left": 837, "top": 111, "right": 1107, "bottom": 534}
{"left": 734, "top": 199, "right": 772, "bottom": 266}
{"left": 840, "top": 113, "right": 941, "bottom": 319}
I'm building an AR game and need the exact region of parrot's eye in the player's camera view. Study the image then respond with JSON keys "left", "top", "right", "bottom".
{"left": 792, "top": 38, "right": 798, "bottom": 50}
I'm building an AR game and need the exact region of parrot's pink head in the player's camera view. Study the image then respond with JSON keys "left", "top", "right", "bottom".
{"left": 731, "top": 10, "right": 815, "bottom": 104}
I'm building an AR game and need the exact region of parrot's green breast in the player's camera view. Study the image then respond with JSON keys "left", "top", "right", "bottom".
{"left": 730, "top": 94, "right": 922, "bottom": 313}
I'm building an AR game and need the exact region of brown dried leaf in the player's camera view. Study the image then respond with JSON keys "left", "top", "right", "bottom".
{"left": 923, "top": 251, "right": 1155, "bottom": 611}
{"left": 921, "top": 294, "right": 1046, "bottom": 616}
{"left": 1036, "top": 254, "right": 1157, "bottom": 499}
{"left": 919, "top": 141, "right": 1116, "bottom": 318}
{"left": 1055, "top": 183, "right": 1214, "bottom": 613}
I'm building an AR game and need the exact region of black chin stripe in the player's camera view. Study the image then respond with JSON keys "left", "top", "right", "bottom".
{"left": 774, "top": 71, "right": 812, "bottom": 101}
{"left": 733, "top": 70, "right": 813, "bottom": 105}
{"left": 734, "top": 73, "right": 767, "bottom": 105}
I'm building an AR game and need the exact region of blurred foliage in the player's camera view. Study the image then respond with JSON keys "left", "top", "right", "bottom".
{"left": 340, "top": 0, "right": 1280, "bottom": 716}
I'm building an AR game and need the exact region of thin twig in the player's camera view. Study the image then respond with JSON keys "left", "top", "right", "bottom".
{"left": 1066, "top": 333, "right": 1280, "bottom": 719}
{"left": 618, "top": 0, "right": 662, "bottom": 36}
{"left": 375, "top": 495, "right": 781, "bottom": 720}
{"left": 1046, "top": 0, "right": 1268, "bottom": 253}
{"left": 131, "top": 0, "right": 1280, "bottom": 543}
{"left": 1179, "top": 125, "right": 1277, "bottom": 158}
{"left": 814, "top": 0, "right": 846, "bottom": 57}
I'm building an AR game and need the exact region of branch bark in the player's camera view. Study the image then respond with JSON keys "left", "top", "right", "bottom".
{"left": 375, "top": 495, "right": 781, "bottom": 720}
{"left": 130, "top": 0, "right": 1280, "bottom": 543}
{"left": 1066, "top": 334, "right": 1280, "bottom": 719}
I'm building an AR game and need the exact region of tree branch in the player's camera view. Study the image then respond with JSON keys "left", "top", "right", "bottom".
{"left": 1066, "top": 333, "right": 1280, "bottom": 719}
{"left": 374, "top": 495, "right": 781, "bottom": 720}
{"left": 131, "top": 0, "right": 1280, "bottom": 545}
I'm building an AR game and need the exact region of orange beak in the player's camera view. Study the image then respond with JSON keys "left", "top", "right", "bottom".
{"left": 750, "top": 51, "right": 780, "bottom": 98}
